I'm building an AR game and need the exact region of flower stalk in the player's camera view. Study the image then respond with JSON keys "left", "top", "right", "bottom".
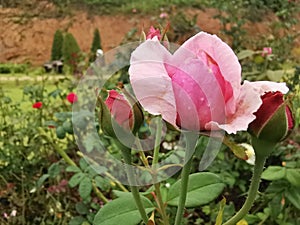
{"left": 152, "top": 117, "right": 169, "bottom": 225}
{"left": 119, "top": 144, "right": 149, "bottom": 224}
{"left": 223, "top": 154, "right": 266, "bottom": 225}
{"left": 174, "top": 132, "right": 197, "bottom": 225}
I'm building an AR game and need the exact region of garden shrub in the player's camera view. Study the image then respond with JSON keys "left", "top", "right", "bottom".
{"left": 62, "top": 32, "right": 81, "bottom": 73}
{"left": 89, "top": 28, "right": 102, "bottom": 62}
{"left": 51, "top": 29, "right": 64, "bottom": 61}
{"left": 0, "top": 63, "right": 28, "bottom": 74}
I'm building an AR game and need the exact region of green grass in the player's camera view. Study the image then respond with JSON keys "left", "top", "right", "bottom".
{"left": 0, "top": 73, "right": 72, "bottom": 110}
{"left": 62, "top": 0, "right": 207, "bottom": 15}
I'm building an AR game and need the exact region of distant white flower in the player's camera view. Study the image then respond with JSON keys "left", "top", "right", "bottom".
{"left": 10, "top": 210, "right": 17, "bottom": 217}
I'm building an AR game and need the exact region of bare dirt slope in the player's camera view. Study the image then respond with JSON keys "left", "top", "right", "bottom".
{"left": 0, "top": 4, "right": 299, "bottom": 66}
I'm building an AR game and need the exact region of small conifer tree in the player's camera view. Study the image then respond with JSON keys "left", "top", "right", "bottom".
{"left": 89, "top": 28, "right": 102, "bottom": 62}
{"left": 62, "top": 32, "right": 81, "bottom": 73}
{"left": 51, "top": 29, "right": 63, "bottom": 61}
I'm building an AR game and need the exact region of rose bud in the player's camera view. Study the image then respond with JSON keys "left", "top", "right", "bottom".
{"left": 249, "top": 91, "right": 294, "bottom": 143}
{"left": 146, "top": 26, "right": 161, "bottom": 40}
{"left": 97, "top": 89, "right": 144, "bottom": 138}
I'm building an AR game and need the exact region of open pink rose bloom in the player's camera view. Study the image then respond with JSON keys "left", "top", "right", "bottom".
{"left": 129, "top": 32, "right": 289, "bottom": 134}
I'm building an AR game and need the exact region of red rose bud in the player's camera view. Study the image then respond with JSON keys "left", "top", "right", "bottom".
{"left": 249, "top": 91, "right": 294, "bottom": 143}
{"left": 97, "top": 89, "right": 143, "bottom": 138}
{"left": 66, "top": 92, "right": 78, "bottom": 104}
{"left": 32, "top": 101, "right": 42, "bottom": 109}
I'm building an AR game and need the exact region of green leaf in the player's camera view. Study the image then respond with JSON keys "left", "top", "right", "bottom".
{"left": 261, "top": 166, "right": 286, "bottom": 180}
{"left": 48, "top": 162, "right": 61, "bottom": 178}
{"left": 94, "top": 176, "right": 110, "bottom": 191}
{"left": 66, "top": 165, "right": 82, "bottom": 173}
{"left": 268, "top": 195, "right": 283, "bottom": 220}
{"left": 76, "top": 202, "right": 89, "bottom": 215}
{"left": 286, "top": 169, "right": 300, "bottom": 187}
{"left": 266, "top": 70, "right": 285, "bottom": 82}
{"left": 36, "top": 174, "right": 50, "bottom": 188}
{"left": 69, "top": 172, "right": 85, "bottom": 188}
{"left": 85, "top": 165, "right": 107, "bottom": 178}
{"left": 237, "top": 50, "right": 255, "bottom": 60}
{"left": 56, "top": 126, "right": 66, "bottom": 139}
{"left": 44, "top": 120, "right": 58, "bottom": 128}
{"left": 80, "top": 158, "right": 89, "bottom": 171}
{"left": 112, "top": 190, "right": 133, "bottom": 198}
{"left": 93, "top": 196, "right": 154, "bottom": 225}
{"left": 167, "top": 172, "right": 225, "bottom": 207}
{"left": 69, "top": 216, "right": 86, "bottom": 225}
{"left": 54, "top": 112, "right": 72, "bottom": 121}
{"left": 79, "top": 177, "right": 92, "bottom": 199}
{"left": 215, "top": 197, "right": 226, "bottom": 225}
{"left": 285, "top": 187, "right": 300, "bottom": 209}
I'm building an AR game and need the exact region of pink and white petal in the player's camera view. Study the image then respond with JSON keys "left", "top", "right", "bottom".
{"left": 180, "top": 32, "right": 242, "bottom": 100}
{"left": 244, "top": 80, "right": 289, "bottom": 95}
{"left": 129, "top": 40, "right": 177, "bottom": 125}
{"left": 206, "top": 81, "right": 262, "bottom": 134}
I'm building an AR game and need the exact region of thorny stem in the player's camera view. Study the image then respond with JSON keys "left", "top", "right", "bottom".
{"left": 223, "top": 155, "right": 267, "bottom": 225}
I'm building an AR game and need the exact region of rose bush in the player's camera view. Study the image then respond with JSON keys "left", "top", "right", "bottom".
{"left": 129, "top": 32, "right": 289, "bottom": 133}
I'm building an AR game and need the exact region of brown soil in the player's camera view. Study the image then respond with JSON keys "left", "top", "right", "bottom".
{"left": 0, "top": 4, "right": 299, "bottom": 66}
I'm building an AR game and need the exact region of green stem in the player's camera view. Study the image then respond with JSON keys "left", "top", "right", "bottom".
{"left": 154, "top": 183, "right": 169, "bottom": 225}
{"left": 151, "top": 117, "right": 169, "bottom": 224}
{"left": 120, "top": 147, "right": 149, "bottom": 224}
{"left": 92, "top": 180, "right": 109, "bottom": 203}
{"left": 174, "top": 133, "right": 195, "bottom": 225}
{"left": 153, "top": 116, "right": 163, "bottom": 165}
{"left": 223, "top": 155, "right": 267, "bottom": 225}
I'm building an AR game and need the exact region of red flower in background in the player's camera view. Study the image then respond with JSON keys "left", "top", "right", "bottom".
{"left": 66, "top": 92, "right": 78, "bottom": 104}
{"left": 32, "top": 102, "right": 42, "bottom": 109}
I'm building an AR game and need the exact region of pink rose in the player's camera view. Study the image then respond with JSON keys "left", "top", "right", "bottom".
{"left": 129, "top": 32, "right": 289, "bottom": 133}
{"left": 146, "top": 26, "right": 161, "bottom": 40}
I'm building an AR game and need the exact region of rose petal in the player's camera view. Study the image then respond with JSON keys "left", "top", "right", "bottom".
{"left": 244, "top": 80, "right": 289, "bottom": 95}
{"left": 207, "top": 81, "right": 262, "bottom": 134}
{"left": 129, "top": 40, "right": 177, "bottom": 125}
{"left": 180, "top": 32, "right": 242, "bottom": 104}
{"left": 165, "top": 56, "right": 226, "bottom": 130}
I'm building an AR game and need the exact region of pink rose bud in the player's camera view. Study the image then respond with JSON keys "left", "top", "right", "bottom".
{"left": 98, "top": 90, "right": 143, "bottom": 137}
{"left": 105, "top": 90, "right": 134, "bottom": 130}
{"left": 262, "top": 47, "right": 272, "bottom": 57}
{"left": 249, "top": 91, "right": 294, "bottom": 143}
{"left": 146, "top": 26, "right": 161, "bottom": 40}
